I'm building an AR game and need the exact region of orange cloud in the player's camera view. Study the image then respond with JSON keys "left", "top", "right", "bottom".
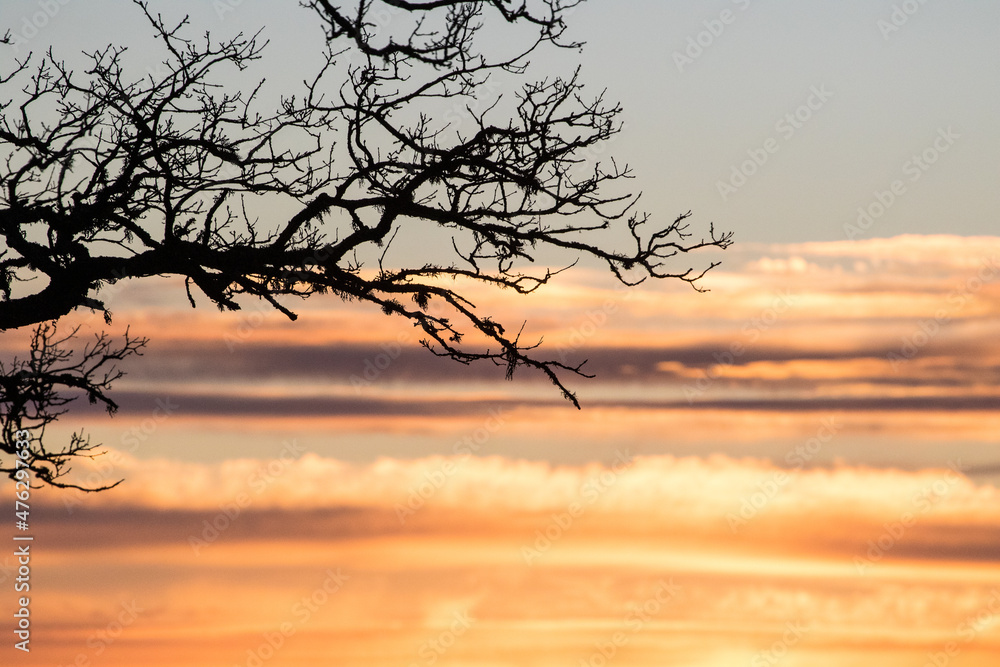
{"left": 17, "top": 451, "right": 1000, "bottom": 667}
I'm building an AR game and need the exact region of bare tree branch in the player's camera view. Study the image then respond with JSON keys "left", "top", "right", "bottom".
{"left": 0, "top": 0, "right": 730, "bottom": 488}
{"left": 0, "top": 322, "right": 146, "bottom": 489}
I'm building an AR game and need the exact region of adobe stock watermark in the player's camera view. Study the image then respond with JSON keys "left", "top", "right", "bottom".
{"left": 554, "top": 283, "right": 636, "bottom": 365}
{"left": 727, "top": 417, "right": 841, "bottom": 534}
{"left": 844, "top": 126, "right": 959, "bottom": 240}
{"left": 572, "top": 119, "right": 630, "bottom": 178}
{"left": 921, "top": 588, "right": 1000, "bottom": 667}
{"left": 751, "top": 621, "right": 809, "bottom": 667}
{"left": 853, "top": 459, "right": 965, "bottom": 573}
{"left": 7, "top": 0, "right": 73, "bottom": 54}
{"left": 62, "top": 397, "right": 180, "bottom": 515}
{"left": 886, "top": 256, "right": 998, "bottom": 370}
{"left": 672, "top": 0, "right": 754, "bottom": 73}
{"left": 440, "top": 73, "right": 504, "bottom": 133}
{"left": 235, "top": 568, "right": 349, "bottom": 667}
{"left": 578, "top": 579, "right": 680, "bottom": 667}
{"left": 188, "top": 439, "right": 307, "bottom": 554}
{"left": 521, "top": 448, "right": 635, "bottom": 565}
{"left": 877, "top": 0, "right": 931, "bottom": 40}
{"left": 213, "top": 0, "right": 241, "bottom": 19}
{"left": 213, "top": 0, "right": 279, "bottom": 21}
{"left": 56, "top": 600, "right": 143, "bottom": 667}
{"left": 683, "top": 289, "right": 798, "bottom": 402}
{"left": 395, "top": 408, "right": 508, "bottom": 524}
{"left": 223, "top": 300, "right": 280, "bottom": 352}
{"left": 407, "top": 610, "right": 475, "bottom": 667}
{"left": 717, "top": 84, "right": 833, "bottom": 201}
{"left": 350, "top": 332, "right": 410, "bottom": 392}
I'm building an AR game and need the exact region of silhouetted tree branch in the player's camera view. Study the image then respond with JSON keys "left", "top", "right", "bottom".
{"left": 0, "top": 0, "right": 731, "bottom": 488}
{"left": 0, "top": 322, "right": 146, "bottom": 488}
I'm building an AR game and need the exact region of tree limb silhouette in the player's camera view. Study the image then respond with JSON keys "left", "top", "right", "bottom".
{"left": 0, "top": 0, "right": 731, "bottom": 488}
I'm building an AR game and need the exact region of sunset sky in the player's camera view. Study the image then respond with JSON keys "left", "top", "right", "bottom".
{"left": 2, "top": 1, "right": 1000, "bottom": 666}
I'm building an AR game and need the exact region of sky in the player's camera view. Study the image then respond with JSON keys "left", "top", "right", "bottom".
{"left": 1, "top": 1, "right": 1000, "bottom": 666}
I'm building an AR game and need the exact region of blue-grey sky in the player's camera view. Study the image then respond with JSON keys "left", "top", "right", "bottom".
{"left": 2, "top": 0, "right": 997, "bottom": 246}
{"left": 566, "top": 0, "right": 1000, "bottom": 242}
{"left": 5, "top": 8, "right": 1000, "bottom": 664}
